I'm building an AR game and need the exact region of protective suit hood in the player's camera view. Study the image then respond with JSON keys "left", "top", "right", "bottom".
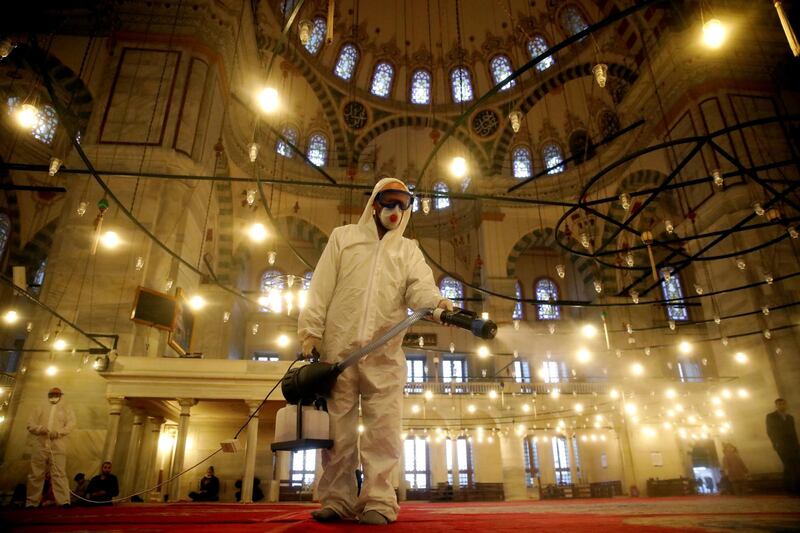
{"left": 357, "top": 178, "right": 412, "bottom": 240}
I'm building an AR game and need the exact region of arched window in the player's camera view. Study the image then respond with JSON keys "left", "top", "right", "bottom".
{"left": 433, "top": 181, "right": 450, "bottom": 209}
{"left": 7, "top": 97, "right": 59, "bottom": 146}
{"left": 303, "top": 18, "right": 326, "bottom": 55}
{"left": 307, "top": 133, "right": 328, "bottom": 167}
{"left": 450, "top": 67, "right": 474, "bottom": 103}
{"left": 535, "top": 278, "right": 560, "bottom": 320}
{"left": 334, "top": 44, "right": 359, "bottom": 80}
{"left": 370, "top": 62, "right": 395, "bottom": 98}
{"left": 261, "top": 269, "right": 286, "bottom": 292}
{"left": 560, "top": 5, "right": 589, "bottom": 37}
{"left": 410, "top": 69, "right": 432, "bottom": 105}
{"left": 513, "top": 280, "right": 525, "bottom": 320}
{"left": 527, "top": 35, "right": 555, "bottom": 71}
{"left": 489, "top": 55, "right": 516, "bottom": 91}
{"left": 568, "top": 130, "right": 594, "bottom": 164}
{"left": 276, "top": 124, "right": 299, "bottom": 158}
{"left": 598, "top": 110, "right": 620, "bottom": 139}
{"left": 0, "top": 213, "right": 10, "bottom": 260}
{"left": 439, "top": 276, "right": 464, "bottom": 303}
{"left": 660, "top": 268, "right": 688, "bottom": 321}
{"left": 408, "top": 184, "right": 420, "bottom": 212}
{"left": 542, "top": 143, "right": 565, "bottom": 174}
{"left": 512, "top": 146, "right": 533, "bottom": 179}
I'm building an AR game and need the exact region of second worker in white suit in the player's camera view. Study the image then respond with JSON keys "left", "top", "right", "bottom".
{"left": 297, "top": 177, "right": 451, "bottom": 525}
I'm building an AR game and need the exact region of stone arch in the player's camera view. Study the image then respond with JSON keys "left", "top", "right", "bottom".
{"left": 273, "top": 215, "right": 329, "bottom": 260}
{"left": 491, "top": 62, "right": 637, "bottom": 174}
{"left": 14, "top": 219, "right": 58, "bottom": 286}
{"left": 506, "top": 227, "right": 594, "bottom": 287}
{"left": 352, "top": 115, "right": 491, "bottom": 177}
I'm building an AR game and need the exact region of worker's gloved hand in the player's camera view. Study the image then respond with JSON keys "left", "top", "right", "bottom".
{"left": 437, "top": 298, "right": 454, "bottom": 312}
{"left": 301, "top": 336, "right": 322, "bottom": 360}
{"left": 49, "top": 431, "right": 60, "bottom": 440}
{"left": 29, "top": 425, "right": 46, "bottom": 436}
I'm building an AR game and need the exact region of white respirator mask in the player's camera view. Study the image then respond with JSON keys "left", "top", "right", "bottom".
{"left": 379, "top": 206, "right": 403, "bottom": 231}
{"left": 49, "top": 397, "right": 60, "bottom": 404}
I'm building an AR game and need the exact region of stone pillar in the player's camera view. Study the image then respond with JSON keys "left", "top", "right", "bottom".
{"left": 122, "top": 409, "right": 147, "bottom": 497}
{"left": 137, "top": 416, "right": 165, "bottom": 499}
{"left": 102, "top": 397, "right": 125, "bottom": 463}
{"left": 616, "top": 419, "right": 637, "bottom": 495}
{"left": 450, "top": 437, "right": 460, "bottom": 493}
{"left": 240, "top": 400, "right": 260, "bottom": 503}
{"left": 268, "top": 451, "right": 287, "bottom": 502}
{"left": 168, "top": 398, "right": 196, "bottom": 501}
{"left": 398, "top": 442, "right": 407, "bottom": 502}
{"left": 566, "top": 434, "right": 579, "bottom": 484}
{"left": 499, "top": 434, "right": 528, "bottom": 500}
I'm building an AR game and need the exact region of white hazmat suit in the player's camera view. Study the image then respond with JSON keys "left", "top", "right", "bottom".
{"left": 298, "top": 178, "right": 445, "bottom": 522}
{"left": 26, "top": 395, "right": 76, "bottom": 506}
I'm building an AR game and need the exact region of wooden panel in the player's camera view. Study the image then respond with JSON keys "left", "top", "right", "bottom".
{"left": 99, "top": 48, "right": 181, "bottom": 145}
{"left": 173, "top": 57, "right": 209, "bottom": 157}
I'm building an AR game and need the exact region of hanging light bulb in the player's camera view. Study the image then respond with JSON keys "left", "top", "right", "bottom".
{"left": 508, "top": 110, "right": 523, "bottom": 133}
{"left": 592, "top": 63, "right": 608, "bottom": 88}
{"left": 763, "top": 328, "right": 772, "bottom": 339}
{"left": 48, "top": 157, "right": 62, "bottom": 176}
{"left": 513, "top": 319, "right": 520, "bottom": 330}
{"left": 548, "top": 322, "right": 556, "bottom": 334}
{"left": 580, "top": 233, "right": 591, "bottom": 249}
{"left": 619, "top": 192, "right": 631, "bottom": 211}
{"left": 421, "top": 197, "right": 431, "bottom": 215}
{"left": 246, "top": 189, "right": 257, "bottom": 206}
{"left": 644, "top": 346, "right": 651, "bottom": 356}
{"left": 15, "top": 103, "right": 39, "bottom": 129}
{"left": 713, "top": 315, "right": 721, "bottom": 325}
{"left": 788, "top": 226, "right": 799, "bottom": 239}
{"left": 625, "top": 251, "right": 634, "bottom": 267}
{"left": 721, "top": 336, "right": 729, "bottom": 346}
{"left": 0, "top": 39, "right": 15, "bottom": 59}
{"left": 753, "top": 202, "right": 765, "bottom": 217}
{"left": 248, "top": 222, "right": 268, "bottom": 242}
{"left": 418, "top": 336, "right": 425, "bottom": 348}
{"left": 164, "top": 279, "right": 174, "bottom": 291}
{"left": 593, "top": 279, "right": 603, "bottom": 294}
{"left": 76, "top": 201, "right": 88, "bottom": 217}
{"left": 556, "top": 264, "right": 566, "bottom": 278}
{"left": 668, "top": 320, "right": 676, "bottom": 331}
{"left": 135, "top": 256, "right": 145, "bottom": 271}
{"left": 736, "top": 257, "right": 747, "bottom": 270}
{"left": 694, "top": 284, "right": 703, "bottom": 295}
{"left": 764, "top": 272, "right": 774, "bottom": 285}
{"left": 223, "top": 311, "right": 231, "bottom": 323}
{"left": 712, "top": 169, "right": 724, "bottom": 188}
{"left": 513, "top": 350, "right": 519, "bottom": 359}
{"left": 248, "top": 142, "right": 259, "bottom": 163}
{"left": 267, "top": 250, "right": 277, "bottom": 265}
{"left": 630, "top": 290, "right": 640, "bottom": 304}
{"left": 664, "top": 219, "right": 674, "bottom": 234}
{"left": 702, "top": 18, "right": 727, "bottom": 49}
{"left": 662, "top": 269, "right": 671, "bottom": 281}
{"left": 449, "top": 342, "right": 455, "bottom": 353}
{"left": 298, "top": 19, "right": 313, "bottom": 45}
{"left": 626, "top": 323, "right": 633, "bottom": 335}
{"left": 257, "top": 87, "right": 280, "bottom": 113}
{"left": 251, "top": 323, "right": 260, "bottom": 335}
{"left": 450, "top": 156, "right": 468, "bottom": 178}
{"left": 762, "top": 305, "right": 770, "bottom": 316}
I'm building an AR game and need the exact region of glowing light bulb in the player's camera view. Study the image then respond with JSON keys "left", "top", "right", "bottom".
{"left": 694, "top": 284, "right": 704, "bottom": 295}
{"left": 678, "top": 341, "right": 692, "bottom": 355}
{"left": 734, "top": 352, "right": 748, "bottom": 364}
{"left": 556, "top": 264, "right": 565, "bottom": 278}
{"left": 467, "top": 404, "right": 476, "bottom": 414}
{"left": 619, "top": 192, "right": 631, "bottom": 211}
{"left": 581, "top": 324, "right": 598, "bottom": 338}
{"left": 737, "top": 388, "right": 749, "bottom": 399}
{"left": 188, "top": 295, "right": 206, "bottom": 310}
{"left": 421, "top": 197, "right": 431, "bottom": 215}
{"left": 593, "top": 279, "right": 603, "bottom": 294}
{"left": 593, "top": 63, "right": 608, "bottom": 88}
{"left": 450, "top": 156, "right": 468, "bottom": 178}
{"left": 762, "top": 306, "right": 770, "bottom": 316}
{"left": 625, "top": 252, "right": 634, "bottom": 267}
{"left": 248, "top": 223, "right": 268, "bottom": 242}
{"left": 100, "top": 231, "right": 120, "bottom": 249}
{"left": 358, "top": 424, "right": 365, "bottom": 434}
{"left": 630, "top": 362, "right": 644, "bottom": 376}
{"left": 477, "top": 345, "right": 490, "bottom": 358}
{"left": 48, "top": 157, "right": 62, "bottom": 176}
{"left": 712, "top": 169, "right": 723, "bottom": 187}
{"left": 550, "top": 389, "right": 560, "bottom": 399}
{"left": 753, "top": 202, "right": 765, "bottom": 217}
{"left": 223, "top": 311, "right": 231, "bottom": 323}
{"left": 574, "top": 403, "right": 584, "bottom": 413}
{"left": 2, "top": 310, "right": 19, "bottom": 324}
{"left": 508, "top": 110, "right": 523, "bottom": 133}
{"left": 522, "top": 403, "right": 530, "bottom": 413}
{"left": 702, "top": 18, "right": 727, "bottom": 49}
{"left": 665, "top": 388, "right": 677, "bottom": 399}
{"left": 257, "top": 87, "right": 280, "bottom": 113}
{"left": 248, "top": 142, "right": 259, "bottom": 163}
{"left": 721, "top": 388, "right": 732, "bottom": 399}
{"left": 298, "top": 19, "right": 313, "bottom": 44}
{"left": 763, "top": 328, "right": 772, "bottom": 339}
{"left": 488, "top": 390, "right": 498, "bottom": 400}
{"left": 481, "top": 312, "right": 490, "bottom": 320}
{"left": 736, "top": 257, "right": 746, "bottom": 270}
{"left": 76, "top": 201, "right": 88, "bottom": 217}
{"left": 267, "top": 250, "right": 277, "bottom": 265}
{"left": 16, "top": 103, "right": 39, "bottom": 129}
{"left": 576, "top": 348, "right": 592, "bottom": 364}
{"left": 610, "top": 389, "right": 619, "bottom": 399}
{"left": 630, "top": 290, "right": 640, "bottom": 304}
{"left": 449, "top": 342, "right": 455, "bottom": 353}
{"left": 45, "top": 365, "right": 58, "bottom": 376}
{"left": 411, "top": 404, "right": 420, "bottom": 414}
{"left": 424, "top": 390, "right": 433, "bottom": 400}
{"left": 251, "top": 323, "right": 259, "bottom": 335}
{"left": 664, "top": 219, "right": 674, "bottom": 234}
{"left": 624, "top": 403, "right": 637, "bottom": 415}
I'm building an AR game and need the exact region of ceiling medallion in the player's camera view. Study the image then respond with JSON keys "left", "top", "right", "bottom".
{"left": 343, "top": 100, "right": 369, "bottom": 130}
{"left": 471, "top": 109, "right": 500, "bottom": 138}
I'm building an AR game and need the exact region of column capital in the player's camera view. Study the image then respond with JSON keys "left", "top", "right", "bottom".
{"left": 131, "top": 408, "right": 147, "bottom": 423}
{"left": 107, "top": 396, "right": 125, "bottom": 414}
{"left": 176, "top": 398, "right": 197, "bottom": 414}
{"left": 244, "top": 399, "right": 263, "bottom": 413}
{"left": 148, "top": 416, "right": 166, "bottom": 428}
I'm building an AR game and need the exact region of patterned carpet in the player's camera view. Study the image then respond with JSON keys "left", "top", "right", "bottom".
{"left": 2, "top": 496, "right": 799, "bottom": 532}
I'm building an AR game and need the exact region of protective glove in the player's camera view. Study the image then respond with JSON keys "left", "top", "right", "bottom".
{"left": 301, "top": 336, "right": 322, "bottom": 360}
{"left": 437, "top": 298, "right": 454, "bottom": 312}
{"left": 49, "top": 431, "right": 60, "bottom": 440}
{"left": 28, "top": 425, "right": 46, "bottom": 436}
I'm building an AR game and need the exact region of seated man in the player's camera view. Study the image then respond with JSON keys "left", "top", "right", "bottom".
{"left": 71, "top": 473, "right": 88, "bottom": 505}
{"left": 189, "top": 466, "right": 220, "bottom": 502}
{"left": 86, "top": 461, "right": 119, "bottom": 505}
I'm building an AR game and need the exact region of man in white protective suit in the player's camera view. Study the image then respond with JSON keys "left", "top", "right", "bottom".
{"left": 26, "top": 387, "right": 76, "bottom": 508}
{"left": 297, "top": 177, "right": 452, "bottom": 525}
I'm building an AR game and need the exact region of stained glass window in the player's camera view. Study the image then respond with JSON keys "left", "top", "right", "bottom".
{"left": 660, "top": 268, "right": 688, "bottom": 321}
{"left": 512, "top": 146, "right": 533, "bottom": 179}
{"left": 446, "top": 437, "right": 474, "bottom": 487}
{"left": 535, "top": 278, "right": 560, "bottom": 320}
{"left": 489, "top": 55, "right": 516, "bottom": 90}
{"left": 7, "top": 97, "right": 59, "bottom": 145}
{"left": 276, "top": 125, "right": 299, "bottom": 158}
{"left": 307, "top": 133, "right": 328, "bottom": 167}
{"left": 410, "top": 69, "right": 432, "bottom": 105}
{"left": 553, "top": 436, "right": 572, "bottom": 484}
{"left": 541, "top": 360, "right": 569, "bottom": 383}
{"left": 406, "top": 356, "right": 425, "bottom": 394}
{"left": 561, "top": 5, "right": 589, "bottom": 37}
{"left": 514, "top": 360, "right": 531, "bottom": 383}
{"left": 334, "top": 44, "right": 359, "bottom": 80}
{"left": 542, "top": 143, "right": 565, "bottom": 174}
{"left": 404, "top": 437, "right": 430, "bottom": 489}
{"left": 523, "top": 437, "right": 540, "bottom": 487}
{"left": 289, "top": 448, "right": 316, "bottom": 487}
{"left": 304, "top": 18, "right": 326, "bottom": 55}
{"left": 439, "top": 276, "right": 464, "bottom": 303}
{"left": 302, "top": 271, "right": 313, "bottom": 290}
{"left": 513, "top": 280, "right": 525, "bottom": 320}
{"left": 261, "top": 270, "right": 286, "bottom": 292}
{"left": 0, "top": 213, "right": 10, "bottom": 260}
{"left": 442, "top": 356, "right": 467, "bottom": 394}
{"left": 433, "top": 181, "right": 450, "bottom": 209}
{"left": 450, "top": 67, "right": 474, "bottom": 103}
{"left": 527, "top": 35, "right": 555, "bottom": 71}
{"left": 370, "top": 62, "right": 395, "bottom": 98}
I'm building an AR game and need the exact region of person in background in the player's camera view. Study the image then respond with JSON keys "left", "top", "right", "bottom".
{"left": 766, "top": 398, "right": 800, "bottom": 494}
{"left": 721, "top": 443, "right": 749, "bottom": 496}
{"left": 71, "top": 473, "right": 88, "bottom": 505}
{"left": 234, "top": 477, "right": 264, "bottom": 502}
{"left": 86, "top": 461, "right": 119, "bottom": 505}
{"left": 189, "top": 466, "right": 220, "bottom": 502}
{"left": 26, "top": 387, "right": 76, "bottom": 508}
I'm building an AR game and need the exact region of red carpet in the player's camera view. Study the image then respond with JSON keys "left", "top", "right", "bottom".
{"left": 3, "top": 496, "right": 799, "bottom": 532}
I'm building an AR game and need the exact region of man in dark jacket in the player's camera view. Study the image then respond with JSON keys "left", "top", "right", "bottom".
{"left": 766, "top": 398, "right": 800, "bottom": 494}
{"left": 189, "top": 466, "right": 220, "bottom": 502}
{"left": 86, "top": 461, "right": 120, "bottom": 504}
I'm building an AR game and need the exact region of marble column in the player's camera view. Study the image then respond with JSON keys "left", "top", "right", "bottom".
{"left": 499, "top": 434, "right": 528, "bottom": 500}
{"left": 241, "top": 400, "right": 260, "bottom": 503}
{"left": 450, "top": 437, "right": 460, "bottom": 493}
{"left": 268, "top": 451, "right": 287, "bottom": 502}
{"left": 122, "top": 409, "right": 147, "bottom": 497}
{"left": 397, "top": 442, "right": 407, "bottom": 501}
{"left": 101, "top": 397, "right": 125, "bottom": 463}
{"left": 616, "top": 418, "right": 637, "bottom": 495}
{"left": 566, "top": 434, "right": 579, "bottom": 484}
{"left": 169, "top": 398, "right": 196, "bottom": 501}
{"left": 137, "top": 416, "right": 165, "bottom": 499}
